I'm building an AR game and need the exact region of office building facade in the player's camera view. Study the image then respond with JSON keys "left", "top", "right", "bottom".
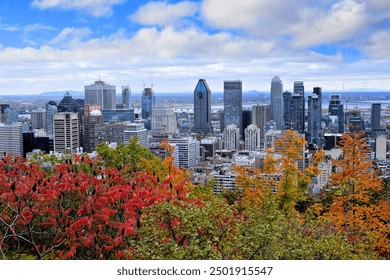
{"left": 270, "top": 76, "right": 283, "bottom": 130}
{"left": 193, "top": 79, "right": 213, "bottom": 135}
{"left": 223, "top": 80, "right": 242, "bottom": 137}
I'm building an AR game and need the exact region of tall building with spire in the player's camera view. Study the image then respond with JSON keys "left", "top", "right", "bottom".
{"left": 223, "top": 80, "right": 242, "bottom": 137}
{"left": 270, "top": 76, "right": 283, "bottom": 130}
{"left": 193, "top": 79, "right": 212, "bottom": 135}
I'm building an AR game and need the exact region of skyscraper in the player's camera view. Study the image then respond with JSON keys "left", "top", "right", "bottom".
{"left": 83, "top": 105, "right": 103, "bottom": 152}
{"left": 31, "top": 110, "right": 47, "bottom": 130}
{"left": 141, "top": 87, "right": 156, "bottom": 130}
{"left": 45, "top": 101, "right": 57, "bottom": 138}
{"left": 270, "top": 76, "right": 283, "bottom": 130}
{"left": 242, "top": 109, "right": 252, "bottom": 140}
{"left": 151, "top": 105, "right": 177, "bottom": 135}
{"left": 252, "top": 104, "right": 270, "bottom": 145}
{"left": 283, "top": 91, "right": 292, "bottom": 130}
{"left": 53, "top": 112, "right": 80, "bottom": 153}
{"left": 124, "top": 123, "right": 148, "bottom": 148}
{"left": 308, "top": 87, "right": 322, "bottom": 148}
{"left": 0, "top": 123, "right": 23, "bottom": 158}
{"left": 371, "top": 103, "right": 381, "bottom": 131}
{"left": 223, "top": 80, "right": 242, "bottom": 137}
{"left": 193, "top": 79, "right": 212, "bottom": 135}
{"left": 291, "top": 81, "right": 305, "bottom": 133}
{"left": 245, "top": 124, "right": 261, "bottom": 151}
{"left": 122, "top": 86, "right": 131, "bottom": 109}
{"left": 85, "top": 80, "right": 116, "bottom": 110}
{"left": 328, "top": 94, "right": 344, "bottom": 133}
{"left": 223, "top": 124, "right": 240, "bottom": 150}
{"left": 169, "top": 137, "right": 196, "bottom": 168}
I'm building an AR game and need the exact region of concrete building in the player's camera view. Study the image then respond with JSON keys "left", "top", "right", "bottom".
{"left": 223, "top": 124, "right": 240, "bottom": 150}
{"left": 0, "top": 123, "right": 23, "bottom": 158}
{"left": 85, "top": 80, "right": 116, "bottom": 110}
{"left": 151, "top": 105, "right": 177, "bottom": 135}
{"left": 245, "top": 124, "right": 261, "bottom": 151}
{"left": 168, "top": 136, "right": 196, "bottom": 168}
{"left": 124, "top": 123, "right": 148, "bottom": 148}
{"left": 53, "top": 112, "right": 80, "bottom": 153}
{"left": 328, "top": 94, "right": 344, "bottom": 133}
{"left": 83, "top": 105, "right": 103, "bottom": 152}
{"left": 252, "top": 104, "right": 270, "bottom": 145}
{"left": 31, "top": 110, "right": 47, "bottom": 130}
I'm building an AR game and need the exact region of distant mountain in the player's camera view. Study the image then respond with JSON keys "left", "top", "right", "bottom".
{"left": 37, "top": 90, "right": 84, "bottom": 98}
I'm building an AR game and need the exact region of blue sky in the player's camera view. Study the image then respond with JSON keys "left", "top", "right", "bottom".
{"left": 0, "top": 0, "right": 389, "bottom": 95}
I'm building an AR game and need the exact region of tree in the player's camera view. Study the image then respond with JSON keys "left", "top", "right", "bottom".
{"left": 319, "top": 132, "right": 390, "bottom": 258}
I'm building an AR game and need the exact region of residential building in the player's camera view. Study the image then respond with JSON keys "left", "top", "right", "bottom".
{"left": 53, "top": 112, "right": 80, "bottom": 153}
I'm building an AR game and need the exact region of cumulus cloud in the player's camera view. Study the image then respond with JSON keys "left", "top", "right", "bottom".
{"left": 289, "top": 0, "right": 367, "bottom": 48}
{"left": 31, "top": 0, "right": 125, "bottom": 17}
{"left": 50, "top": 27, "right": 91, "bottom": 45}
{"left": 363, "top": 30, "right": 390, "bottom": 59}
{"left": 200, "top": 0, "right": 309, "bottom": 36}
{"left": 130, "top": 1, "right": 199, "bottom": 26}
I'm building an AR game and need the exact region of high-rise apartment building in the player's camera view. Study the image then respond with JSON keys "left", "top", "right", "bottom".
{"left": 223, "top": 80, "right": 242, "bottom": 137}
{"left": 193, "top": 79, "right": 213, "bottom": 135}
{"left": 291, "top": 81, "right": 305, "bottom": 133}
{"left": 245, "top": 124, "right": 261, "bottom": 151}
{"left": 0, "top": 123, "right": 23, "bottom": 158}
{"left": 270, "top": 76, "right": 283, "bottom": 130}
{"left": 168, "top": 137, "right": 196, "bottom": 168}
{"left": 85, "top": 80, "right": 116, "bottom": 110}
{"left": 83, "top": 105, "right": 103, "bottom": 152}
{"left": 308, "top": 87, "right": 322, "bottom": 148}
{"left": 53, "top": 112, "right": 80, "bottom": 153}
{"left": 328, "top": 94, "right": 344, "bottom": 133}
{"left": 141, "top": 87, "right": 156, "bottom": 130}
{"left": 252, "top": 104, "right": 270, "bottom": 145}
{"left": 223, "top": 124, "right": 240, "bottom": 150}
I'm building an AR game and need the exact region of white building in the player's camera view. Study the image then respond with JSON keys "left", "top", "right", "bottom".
{"left": 124, "top": 123, "right": 148, "bottom": 148}
{"left": 53, "top": 112, "right": 80, "bottom": 153}
{"left": 245, "top": 124, "right": 261, "bottom": 151}
{"left": 0, "top": 123, "right": 23, "bottom": 158}
{"left": 151, "top": 105, "right": 178, "bottom": 134}
{"left": 223, "top": 124, "right": 240, "bottom": 150}
{"left": 375, "top": 135, "right": 387, "bottom": 160}
{"left": 168, "top": 136, "right": 196, "bottom": 168}
{"left": 209, "top": 167, "right": 238, "bottom": 194}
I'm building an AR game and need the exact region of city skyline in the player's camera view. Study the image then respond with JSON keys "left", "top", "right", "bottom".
{"left": 0, "top": 0, "right": 389, "bottom": 95}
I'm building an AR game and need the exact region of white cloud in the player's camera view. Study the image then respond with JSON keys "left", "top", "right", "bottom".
{"left": 130, "top": 1, "right": 199, "bottom": 26}
{"left": 363, "top": 30, "right": 390, "bottom": 59}
{"left": 50, "top": 27, "right": 91, "bottom": 45}
{"left": 289, "top": 0, "right": 367, "bottom": 48}
{"left": 200, "top": 0, "right": 309, "bottom": 36}
{"left": 31, "top": 0, "right": 125, "bottom": 17}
